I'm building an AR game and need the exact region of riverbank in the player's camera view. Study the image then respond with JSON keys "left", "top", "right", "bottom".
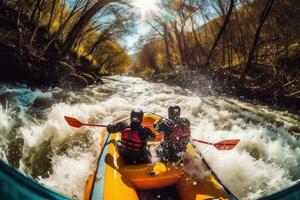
{"left": 0, "top": 5, "right": 103, "bottom": 88}
{"left": 149, "top": 67, "right": 300, "bottom": 116}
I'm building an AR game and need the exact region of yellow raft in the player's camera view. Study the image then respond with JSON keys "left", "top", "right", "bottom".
{"left": 84, "top": 114, "right": 236, "bottom": 200}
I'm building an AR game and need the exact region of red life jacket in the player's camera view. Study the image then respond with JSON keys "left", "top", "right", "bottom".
{"left": 121, "top": 128, "right": 143, "bottom": 152}
{"left": 170, "top": 121, "right": 190, "bottom": 143}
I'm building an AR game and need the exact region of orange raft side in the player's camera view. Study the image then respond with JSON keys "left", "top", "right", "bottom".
{"left": 176, "top": 145, "right": 229, "bottom": 200}
{"left": 84, "top": 113, "right": 231, "bottom": 200}
{"left": 83, "top": 114, "right": 162, "bottom": 200}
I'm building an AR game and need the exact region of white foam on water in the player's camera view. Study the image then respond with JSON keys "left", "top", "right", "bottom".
{"left": 1, "top": 76, "right": 300, "bottom": 200}
{"left": 192, "top": 121, "right": 300, "bottom": 199}
{"left": 38, "top": 151, "right": 95, "bottom": 199}
{"left": 0, "top": 103, "right": 15, "bottom": 130}
{"left": 0, "top": 104, "right": 16, "bottom": 161}
{"left": 18, "top": 99, "right": 135, "bottom": 198}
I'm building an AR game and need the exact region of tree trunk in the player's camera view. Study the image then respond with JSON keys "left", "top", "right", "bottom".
{"left": 62, "top": 0, "right": 122, "bottom": 53}
{"left": 38, "top": 4, "right": 81, "bottom": 59}
{"left": 172, "top": 22, "right": 185, "bottom": 66}
{"left": 84, "top": 29, "right": 111, "bottom": 57}
{"left": 30, "top": 0, "right": 42, "bottom": 24}
{"left": 240, "top": 0, "right": 275, "bottom": 82}
{"left": 28, "top": 0, "right": 45, "bottom": 55}
{"left": 59, "top": 0, "right": 66, "bottom": 26}
{"left": 205, "top": 0, "right": 234, "bottom": 66}
{"left": 191, "top": 17, "right": 205, "bottom": 63}
{"left": 163, "top": 22, "right": 172, "bottom": 69}
{"left": 0, "top": 0, "right": 5, "bottom": 8}
{"left": 145, "top": 48, "right": 160, "bottom": 74}
{"left": 182, "top": 31, "right": 190, "bottom": 66}
{"left": 17, "top": 0, "right": 24, "bottom": 55}
{"left": 47, "top": 0, "right": 57, "bottom": 32}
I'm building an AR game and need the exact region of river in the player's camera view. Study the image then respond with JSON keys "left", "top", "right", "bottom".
{"left": 0, "top": 76, "right": 299, "bottom": 200}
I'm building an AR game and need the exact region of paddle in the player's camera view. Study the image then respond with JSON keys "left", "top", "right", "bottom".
{"left": 64, "top": 116, "right": 107, "bottom": 128}
{"left": 64, "top": 116, "right": 153, "bottom": 129}
{"left": 192, "top": 139, "right": 240, "bottom": 150}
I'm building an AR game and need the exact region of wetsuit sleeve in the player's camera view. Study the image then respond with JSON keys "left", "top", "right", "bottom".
{"left": 106, "top": 121, "right": 128, "bottom": 133}
{"left": 154, "top": 118, "right": 173, "bottom": 137}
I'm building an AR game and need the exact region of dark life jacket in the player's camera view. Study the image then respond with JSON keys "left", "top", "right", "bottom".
{"left": 170, "top": 120, "right": 190, "bottom": 143}
{"left": 121, "top": 128, "right": 143, "bottom": 152}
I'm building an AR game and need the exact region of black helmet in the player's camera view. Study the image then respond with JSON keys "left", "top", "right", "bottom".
{"left": 168, "top": 105, "right": 181, "bottom": 120}
{"left": 130, "top": 108, "right": 144, "bottom": 124}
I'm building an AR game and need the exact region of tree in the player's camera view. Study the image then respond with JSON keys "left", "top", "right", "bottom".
{"left": 47, "top": 0, "right": 57, "bottom": 32}
{"left": 62, "top": 0, "right": 128, "bottom": 53}
{"left": 205, "top": 0, "right": 234, "bottom": 66}
{"left": 240, "top": 0, "right": 275, "bottom": 82}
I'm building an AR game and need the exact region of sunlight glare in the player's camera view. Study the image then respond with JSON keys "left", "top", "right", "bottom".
{"left": 132, "top": 0, "right": 160, "bottom": 18}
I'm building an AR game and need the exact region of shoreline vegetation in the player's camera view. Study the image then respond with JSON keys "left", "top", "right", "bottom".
{"left": 0, "top": 0, "right": 299, "bottom": 114}
{"left": 0, "top": 1, "right": 132, "bottom": 88}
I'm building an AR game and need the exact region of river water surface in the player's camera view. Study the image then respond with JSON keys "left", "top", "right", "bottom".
{"left": 0, "top": 76, "right": 299, "bottom": 200}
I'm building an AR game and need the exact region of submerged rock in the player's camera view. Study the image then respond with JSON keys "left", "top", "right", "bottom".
{"left": 57, "top": 60, "right": 75, "bottom": 76}
{"left": 59, "top": 73, "right": 88, "bottom": 89}
{"left": 32, "top": 95, "right": 53, "bottom": 108}
{"left": 81, "top": 72, "right": 95, "bottom": 85}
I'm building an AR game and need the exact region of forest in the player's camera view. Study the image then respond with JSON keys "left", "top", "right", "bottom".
{"left": 0, "top": 0, "right": 133, "bottom": 87}
{"left": 0, "top": 0, "right": 299, "bottom": 112}
{"left": 132, "top": 0, "right": 300, "bottom": 112}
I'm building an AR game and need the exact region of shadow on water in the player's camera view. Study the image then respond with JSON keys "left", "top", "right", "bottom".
{"left": 137, "top": 186, "right": 180, "bottom": 200}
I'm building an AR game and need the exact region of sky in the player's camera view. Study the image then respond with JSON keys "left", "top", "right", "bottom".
{"left": 121, "top": 0, "right": 162, "bottom": 55}
{"left": 123, "top": 21, "right": 151, "bottom": 55}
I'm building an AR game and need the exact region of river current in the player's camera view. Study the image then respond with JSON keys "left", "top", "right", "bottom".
{"left": 0, "top": 76, "right": 299, "bottom": 199}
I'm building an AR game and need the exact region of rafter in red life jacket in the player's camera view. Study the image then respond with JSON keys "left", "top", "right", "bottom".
{"left": 170, "top": 120, "right": 190, "bottom": 142}
{"left": 121, "top": 128, "right": 143, "bottom": 152}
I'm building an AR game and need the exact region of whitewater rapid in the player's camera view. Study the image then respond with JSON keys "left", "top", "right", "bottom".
{"left": 0, "top": 76, "right": 299, "bottom": 200}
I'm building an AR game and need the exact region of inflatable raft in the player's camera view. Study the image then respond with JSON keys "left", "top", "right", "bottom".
{"left": 84, "top": 114, "right": 236, "bottom": 200}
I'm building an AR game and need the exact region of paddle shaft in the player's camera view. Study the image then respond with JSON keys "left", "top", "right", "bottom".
{"left": 192, "top": 139, "right": 213, "bottom": 145}
{"left": 81, "top": 123, "right": 107, "bottom": 128}
{"left": 78, "top": 123, "right": 152, "bottom": 128}
{"left": 64, "top": 116, "right": 152, "bottom": 128}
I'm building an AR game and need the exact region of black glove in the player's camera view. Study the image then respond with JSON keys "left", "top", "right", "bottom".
{"left": 106, "top": 124, "right": 114, "bottom": 133}
{"left": 153, "top": 120, "right": 160, "bottom": 130}
{"left": 163, "top": 118, "right": 173, "bottom": 129}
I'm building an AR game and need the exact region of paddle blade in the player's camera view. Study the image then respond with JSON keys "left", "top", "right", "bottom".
{"left": 64, "top": 116, "right": 83, "bottom": 128}
{"left": 213, "top": 139, "right": 240, "bottom": 150}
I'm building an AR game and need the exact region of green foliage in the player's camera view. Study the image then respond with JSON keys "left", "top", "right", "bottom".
{"left": 133, "top": 39, "right": 166, "bottom": 76}
{"left": 95, "top": 40, "right": 132, "bottom": 74}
